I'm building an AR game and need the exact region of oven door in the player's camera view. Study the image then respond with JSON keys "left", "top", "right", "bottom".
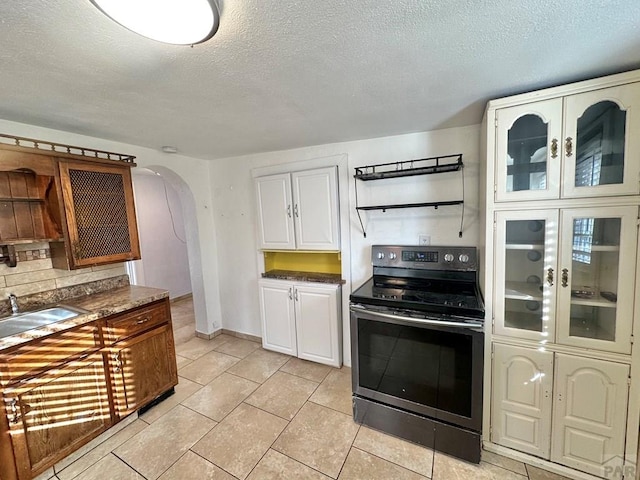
{"left": 350, "top": 304, "right": 484, "bottom": 432}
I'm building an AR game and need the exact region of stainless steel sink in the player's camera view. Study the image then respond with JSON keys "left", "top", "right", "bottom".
{"left": 0, "top": 306, "right": 86, "bottom": 339}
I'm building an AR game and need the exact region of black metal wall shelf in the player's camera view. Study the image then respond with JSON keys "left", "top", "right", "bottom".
{"left": 354, "top": 154, "right": 465, "bottom": 238}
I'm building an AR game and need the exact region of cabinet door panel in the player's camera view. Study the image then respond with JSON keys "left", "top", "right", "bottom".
{"left": 495, "top": 99, "right": 563, "bottom": 202}
{"left": 291, "top": 167, "right": 340, "bottom": 250}
{"left": 57, "top": 160, "right": 140, "bottom": 268}
{"left": 551, "top": 354, "right": 629, "bottom": 476}
{"left": 562, "top": 83, "right": 640, "bottom": 198}
{"left": 294, "top": 284, "right": 340, "bottom": 367}
{"left": 556, "top": 206, "right": 637, "bottom": 353}
{"left": 5, "top": 355, "right": 110, "bottom": 479}
{"left": 259, "top": 280, "right": 297, "bottom": 356}
{"left": 255, "top": 174, "right": 295, "bottom": 250}
{"left": 492, "top": 344, "right": 553, "bottom": 458}
{"left": 494, "top": 210, "right": 559, "bottom": 341}
{"left": 109, "top": 324, "right": 178, "bottom": 419}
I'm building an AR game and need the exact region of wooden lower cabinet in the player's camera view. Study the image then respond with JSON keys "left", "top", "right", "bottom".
{"left": 3, "top": 354, "right": 110, "bottom": 480}
{"left": 0, "top": 298, "right": 178, "bottom": 480}
{"left": 492, "top": 343, "right": 630, "bottom": 477}
{"left": 107, "top": 323, "right": 178, "bottom": 419}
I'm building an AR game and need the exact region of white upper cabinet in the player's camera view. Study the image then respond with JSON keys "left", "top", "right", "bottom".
{"left": 255, "top": 167, "right": 339, "bottom": 250}
{"left": 495, "top": 83, "right": 640, "bottom": 202}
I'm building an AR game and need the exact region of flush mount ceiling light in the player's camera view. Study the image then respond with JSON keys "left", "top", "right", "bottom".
{"left": 91, "top": 0, "right": 220, "bottom": 45}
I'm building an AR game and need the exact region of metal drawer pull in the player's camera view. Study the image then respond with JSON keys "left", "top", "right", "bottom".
{"left": 547, "top": 268, "right": 554, "bottom": 286}
{"left": 288, "top": 288, "right": 293, "bottom": 300}
{"left": 561, "top": 268, "right": 569, "bottom": 287}
{"left": 565, "top": 137, "right": 573, "bottom": 157}
{"left": 287, "top": 205, "right": 292, "bottom": 218}
{"left": 136, "top": 317, "right": 150, "bottom": 325}
{"left": 294, "top": 289, "right": 299, "bottom": 301}
{"left": 294, "top": 204, "right": 299, "bottom": 218}
{"left": 10, "top": 399, "right": 20, "bottom": 424}
{"left": 113, "top": 352, "right": 122, "bottom": 372}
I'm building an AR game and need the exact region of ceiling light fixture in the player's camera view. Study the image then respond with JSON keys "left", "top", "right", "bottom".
{"left": 90, "top": 0, "right": 220, "bottom": 45}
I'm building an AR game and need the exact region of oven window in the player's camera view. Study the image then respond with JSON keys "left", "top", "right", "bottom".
{"left": 357, "top": 318, "right": 473, "bottom": 418}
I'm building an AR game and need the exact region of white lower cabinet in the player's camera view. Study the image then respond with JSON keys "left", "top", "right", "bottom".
{"left": 492, "top": 344, "right": 630, "bottom": 477}
{"left": 259, "top": 279, "right": 341, "bottom": 367}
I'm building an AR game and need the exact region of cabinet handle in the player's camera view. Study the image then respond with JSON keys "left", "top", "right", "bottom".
{"left": 561, "top": 268, "right": 569, "bottom": 288}
{"left": 287, "top": 205, "right": 292, "bottom": 218}
{"left": 288, "top": 288, "right": 293, "bottom": 300}
{"left": 136, "top": 317, "right": 150, "bottom": 325}
{"left": 294, "top": 289, "right": 299, "bottom": 301}
{"left": 113, "top": 352, "right": 122, "bottom": 372}
{"left": 550, "top": 138, "right": 558, "bottom": 159}
{"left": 565, "top": 137, "right": 573, "bottom": 157}
{"left": 546, "top": 268, "right": 554, "bottom": 286}
{"left": 10, "top": 399, "right": 20, "bottom": 424}
{"left": 294, "top": 204, "right": 299, "bottom": 218}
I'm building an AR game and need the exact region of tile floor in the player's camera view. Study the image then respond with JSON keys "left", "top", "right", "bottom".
{"left": 36, "top": 297, "right": 571, "bottom": 480}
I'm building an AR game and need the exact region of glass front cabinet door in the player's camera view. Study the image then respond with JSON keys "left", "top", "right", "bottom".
{"left": 495, "top": 83, "right": 640, "bottom": 202}
{"left": 494, "top": 210, "right": 559, "bottom": 341}
{"left": 555, "top": 206, "right": 638, "bottom": 354}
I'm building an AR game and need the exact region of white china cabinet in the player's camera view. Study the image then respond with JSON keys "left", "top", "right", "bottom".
{"left": 483, "top": 70, "right": 640, "bottom": 479}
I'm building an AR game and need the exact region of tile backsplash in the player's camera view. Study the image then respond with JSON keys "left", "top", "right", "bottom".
{"left": 0, "top": 242, "right": 127, "bottom": 299}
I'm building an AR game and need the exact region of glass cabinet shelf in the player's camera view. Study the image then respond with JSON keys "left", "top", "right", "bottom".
{"left": 505, "top": 281, "right": 543, "bottom": 300}
{"left": 505, "top": 243, "right": 545, "bottom": 250}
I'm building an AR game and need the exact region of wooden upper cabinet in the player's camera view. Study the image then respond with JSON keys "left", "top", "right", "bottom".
{"left": 52, "top": 159, "right": 141, "bottom": 269}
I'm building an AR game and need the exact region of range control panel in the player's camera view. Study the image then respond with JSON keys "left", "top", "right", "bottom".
{"left": 371, "top": 245, "right": 478, "bottom": 271}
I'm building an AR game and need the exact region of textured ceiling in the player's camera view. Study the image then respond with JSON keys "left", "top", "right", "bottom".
{"left": 1, "top": 1, "right": 640, "bottom": 160}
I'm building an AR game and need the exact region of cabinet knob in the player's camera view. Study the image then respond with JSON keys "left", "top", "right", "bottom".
{"left": 550, "top": 138, "right": 558, "bottom": 159}
{"left": 294, "top": 204, "right": 299, "bottom": 218}
{"left": 287, "top": 205, "right": 292, "bottom": 218}
{"left": 546, "top": 268, "right": 554, "bottom": 286}
{"left": 565, "top": 137, "right": 573, "bottom": 157}
{"left": 561, "top": 268, "right": 569, "bottom": 288}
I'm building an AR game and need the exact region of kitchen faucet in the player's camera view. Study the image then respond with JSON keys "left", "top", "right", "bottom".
{"left": 9, "top": 293, "right": 18, "bottom": 315}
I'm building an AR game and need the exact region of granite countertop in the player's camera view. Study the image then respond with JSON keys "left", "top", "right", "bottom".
{"left": 262, "top": 270, "right": 345, "bottom": 284}
{"left": 0, "top": 285, "right": 168, "bottom": 351}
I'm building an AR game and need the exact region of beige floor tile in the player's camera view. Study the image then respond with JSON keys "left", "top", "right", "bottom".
{"left": 182, "top": 372, "right": 260, "bottom": 421}
{"left": 339, "top": 447, "right": 428, "bottom": 480}
{"left": 482, "top": 450, "right": 527, "bottom": 475}
{"left": 526, "top": 464, "right": 572, "bottom": 480}
{"left": 157, "top": 451, "right": 235, "bottom": 480}
{"left": 175, "top": 336, "right": 229, "bottom": 360}
{"left": 245, "top": 371, "right": 318, "bottom": 420}
{"left": 72, "top": 454, "right": 143, "bottom": 480}
{"left": 309, "top": 367, "right": 352, "bottom": 415}
{"left": 56, "top": 420, "right": 148, "bottom": 480}
{"left": 432, "top": 452, "right": 528, "bottom": 480}
{"left": 192, "top": 403, "right": 288, "bottom": 480}
{"left": 138, "top": 376, "right": 203, "bottom": 423}
{"left": 247, "top": 449, "right": 331, "bottom": 480}
{"left": 273, "top": 401, "right": 359, "bottom": 478}
{"left": 178, "top": 350, "right": 240, "bottom": 385}
{"left": 172, "top": 323, "right": 196, "bottom": 345}
{"left": 353, "top": 426, "right": 433, "bottom": 477}
{"left": 114, "top": 405, "right": 216, "bottom": 480}
{"left": 215, "top": 336, "right": 261, "bottom": 358}
{"left": 280, "top": 357, "right": 332, "bottom": 383}
{"left": 175, "top": 354, "right": 193, "bottom": 369}
{"left": 227, "top": 348, "right": 291, "bottom": 383}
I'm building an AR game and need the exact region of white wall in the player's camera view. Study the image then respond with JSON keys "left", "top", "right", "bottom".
{"left": 0, "top": 119, "right": 222, "bottom": 336}
{"left": 210, "top": 124, "right": 481, "bottom": 365}
{"left": 131, "top": 169, "right": 192, "bottom": 299}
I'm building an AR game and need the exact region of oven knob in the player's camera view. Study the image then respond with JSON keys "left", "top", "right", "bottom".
{"left": 459, "top": 254, "right": 470, "bottom": 263}
{"left": 388, "top": 252, "right": 397, "bottom": 260}
{"left": 377, "top": 252, "right": 385, "bottom": 259}
{"left": 444, "top": 253, "right": 454, "bottom": 263}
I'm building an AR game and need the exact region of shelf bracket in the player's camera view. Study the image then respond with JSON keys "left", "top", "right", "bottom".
{"left": 0, "top": 245, "right": 17, "bottom": 267}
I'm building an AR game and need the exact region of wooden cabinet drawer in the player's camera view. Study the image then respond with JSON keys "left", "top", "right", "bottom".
{"left": 103, "top": 300, "right": 170, "bottom": 344}
{"left": 0, "top": 323, "right": 101, "bottom": 386}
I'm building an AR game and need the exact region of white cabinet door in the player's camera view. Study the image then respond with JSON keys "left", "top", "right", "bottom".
{"left": 291, "top": 167, "right": 340, "bottom": 250}
{"left": 493, "top": 210, "right": 559, "bottom": 342}
{"left": 562, "top": 83, "right": 640, "bottom": 199}
{"left": 492, "top": 344, "right": 554, "bottom": 458}
{"left": 551, "top": 354, "right": 629, "bottom": 476}
{"left": 556, "top": 206, "right": 637, "bottom": 354}
{"left": 259, "top": 279, "right": 297, "bottom": 356}
{"left": 255, "top": 174, "right": 295, "bottom": 250}
{"left": 294, "top": 283, "right": 341, "bottom": 367}
{"left": 495, "top": 99, "right": 563, "bottom": 202}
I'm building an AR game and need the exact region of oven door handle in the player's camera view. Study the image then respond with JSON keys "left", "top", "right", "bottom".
{"left": 350, "top": 305, "right": 484, "bottom": 331}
